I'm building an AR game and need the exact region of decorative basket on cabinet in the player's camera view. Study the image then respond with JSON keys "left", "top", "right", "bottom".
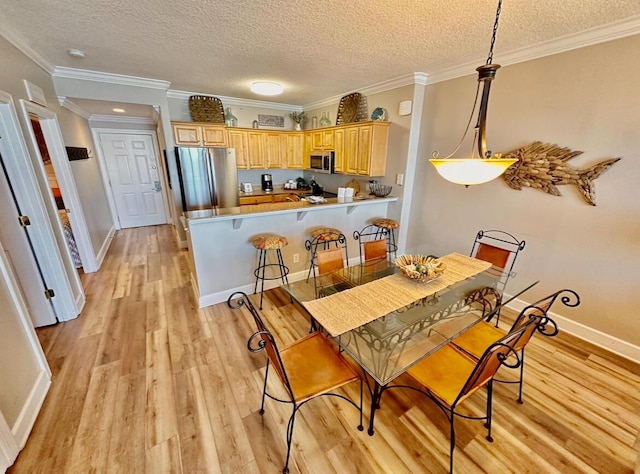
{"left": 188, "top": 96, "right": 225, "bottom": 123}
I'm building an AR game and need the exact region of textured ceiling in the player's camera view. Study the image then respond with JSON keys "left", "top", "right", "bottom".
{"left": 2, "top": 0, "right": 640, "bottom": 109}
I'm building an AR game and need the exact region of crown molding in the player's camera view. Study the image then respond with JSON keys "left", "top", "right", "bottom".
{"left": 303, "top": 73, "right": 427, "bottom": 110}
{"left": 166, "top": 89, "right": 300, "bottom": 111}
{"left": 53, "top": 67, "right": 170, "bottom": 90}
{"left": 89, "top": 114, "right": 156, "bottom": 125}
{"left": 57, "top": 97, "right": 91, "bottom": 120}
{"left": 0, "top": 23, "right": 55, "bottom": 74}
{"left": 427, "top": 14, "right": 640, "bottom": 85}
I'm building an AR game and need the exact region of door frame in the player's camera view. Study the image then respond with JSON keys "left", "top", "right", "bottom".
{"left": 0, "top": 238, "right": 51, "bottom": 469}
{"left": 91, "top": 128, "right": 171, "bottom": 230}
{"left": 20, "top": 100, "right": 98, "bottom": 274}
{"left": 0, "top": 91, "right": 81, "bottom": 322}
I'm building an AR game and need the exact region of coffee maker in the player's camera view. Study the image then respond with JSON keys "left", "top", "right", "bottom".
{"left": 261, "top": 173, "right": 273, "bottom": 192}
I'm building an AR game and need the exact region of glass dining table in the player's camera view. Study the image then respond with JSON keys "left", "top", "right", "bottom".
{"left": 282, "top": 256, "right": 539, "bottom": 435}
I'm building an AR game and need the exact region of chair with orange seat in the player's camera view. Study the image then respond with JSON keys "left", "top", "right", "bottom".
{"left": 469, "top": 229, "right": 526, "bottom": 325}
{"left": 353, "top": 224, "right": 388, "bottom": 264}
{"left": 382, "top": 319, "right": 536, "bottom": 473}
{"left": 227, "top": 291, "right": 363, "bottom": 474}
{"left": 305, "top": 227, "right": 348, "bottom": 281}
{"left": 450, "top": 288, "right": 580, "bottom": 403}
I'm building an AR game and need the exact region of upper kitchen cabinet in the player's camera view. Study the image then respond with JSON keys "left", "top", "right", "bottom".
{"left": 247, "top": 131, "right": 266, "bottom": 168}
{"left": 283, "top": 132, "right": 305, "bottom": 169}
{"left": 264, "top": 132, "right": 284, "bottom": 169}
{"left": 333, "top": 129, "right": 344, "bottom": 172}
{"left": 310, "top": 129, "right": 334, "bottom": 151}
{"left": 173, "top": 122, "right": 228, "bottom": 147}
{"left": 227, "top": 129, "right": 250, "bottom": 169}
{"left": 342, "top": 122, "right": 389, "bottom": 176}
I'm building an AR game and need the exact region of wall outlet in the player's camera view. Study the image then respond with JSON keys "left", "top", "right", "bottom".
{"left": 293, "top": 253, "right": 300, "bottom": 263}
{"left": 396, "top": 173, "right": 404, "bottom": 186}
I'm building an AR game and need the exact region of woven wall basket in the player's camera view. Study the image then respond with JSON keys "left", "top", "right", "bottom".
{"left": 189, "top": 96, "right": 225, "bottom": 123}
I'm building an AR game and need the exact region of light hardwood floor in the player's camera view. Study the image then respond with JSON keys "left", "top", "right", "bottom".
{"left": 8, "top": 225, "right": 640, "bottom": 473}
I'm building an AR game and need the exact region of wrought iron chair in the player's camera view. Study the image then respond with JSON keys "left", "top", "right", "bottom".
{"left": 469, "top": 229, "right": 526, "bottom": 326}
{"left": 353, "top": 224, "right": 389, "bottom": 263}
{"left": 451, "top": 289, "right": 580, "bottom": 403}
{"left": 383, "top": 319, "right": 536, "bottom": 473}
{"left": 308, "top": 247, "right": 351, "bottom": 331}
{"left": 227, "top": 291, "right": 363, "bottom": 474}
{"left": 305, "top": 227, "right": 348, "bottom": 281}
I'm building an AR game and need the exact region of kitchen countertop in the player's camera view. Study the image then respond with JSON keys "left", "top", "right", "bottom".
{"left": 184, "top": 195, "right": 397, "bottom": 224}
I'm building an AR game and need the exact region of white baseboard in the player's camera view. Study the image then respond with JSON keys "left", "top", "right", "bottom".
{"left": 11, "top": 370, "right": 51, "bottom": 449}
{"left": 506, "top": 297, "right": 640, "bottom": 364}
{"left": 95, "top": 226, "right": 116, "bottom": 269}
{"left": 196, "top": 269, "right": 309, "bottom": 308}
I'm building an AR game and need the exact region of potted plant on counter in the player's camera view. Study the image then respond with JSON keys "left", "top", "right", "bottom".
{"left": 289, "top": 111, "right": 306, "bottom": 131}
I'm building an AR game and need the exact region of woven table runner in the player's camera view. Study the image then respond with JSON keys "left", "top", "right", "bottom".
{"left": 302, "top": 253, "right": 491, "bottom": 336}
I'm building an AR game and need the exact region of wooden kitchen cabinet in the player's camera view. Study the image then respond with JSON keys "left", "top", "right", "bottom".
{"left": 343, "top": 126, "right": 360, "bottom": 174}
{"left": 310, "top": 130, "right": 334, "bottom": 150}
{"left": 333, "top": 129, "right": 345, "bottom": 173}
{"left": 239, "top": 193, "right": 299, "bottom": 205}
{"left": 284, "top": 133, "right": 305, "bottom": 169}
{"left": 172, "top": 122, "right": 227, "bottom": 146}
{"left": 341, "top": 122, "right": 389, "bottom": 176}
{"left": 202, "top": 125, "right": 227, "bottom": 146}
{"left": 173, "top": 123, "right": 202, "bottom": 146}
{"left": 247, "top": 131, "right": 266, "bottom": 168}
{"left": 227, "top": 129, "right": 250, "bottom": 169}
{"left": 264, "top": 132, "right": 284, "bottom": 168}
{"left": 239, "top": 195, "right": 274, "bottom": 205}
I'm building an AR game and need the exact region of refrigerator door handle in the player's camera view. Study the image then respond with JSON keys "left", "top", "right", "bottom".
{"left": 205, "top": 148, "right": 217, "bottom": 207}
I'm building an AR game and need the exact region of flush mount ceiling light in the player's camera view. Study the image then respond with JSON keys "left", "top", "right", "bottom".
{"left": 250, "top": 81, "right": 284, "bottom": 96}
{"left": 112, "top": 108, "right": 126, "bottom": 113}
{"left": 429, "top": 0, "right": 517, "bottom": 186}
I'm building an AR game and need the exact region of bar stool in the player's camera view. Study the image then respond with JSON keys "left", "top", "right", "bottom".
{"left": 251, "top": 233, "right": 290, "bottom": 310}
{"left": 305, "top": 227, "right": 348, "bottom": 280}
{"left": 372, "top": 218, "right": 399, "bottom": 261}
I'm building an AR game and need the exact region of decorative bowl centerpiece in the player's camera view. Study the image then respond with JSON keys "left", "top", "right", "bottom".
{"left": 395, "top": 255, "right": 446, "bottom": 283}
{"left": 370, "top": 183, "right": 392, "bottom": 197}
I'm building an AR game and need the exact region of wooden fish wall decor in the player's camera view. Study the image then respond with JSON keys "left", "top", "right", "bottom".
{"left": 501, "top": 141, "right": 621, "bottom": 206}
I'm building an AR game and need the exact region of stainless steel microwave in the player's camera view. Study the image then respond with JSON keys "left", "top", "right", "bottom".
{"left": 309, "top": 151, "right": 334, "bottom": 174}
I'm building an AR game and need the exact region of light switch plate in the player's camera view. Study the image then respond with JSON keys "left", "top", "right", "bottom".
{"left": 396, "top": 173, "right": 404, "bottom": 185}
{"left": 398, "top": 100, "right": 412, "bottom": 116}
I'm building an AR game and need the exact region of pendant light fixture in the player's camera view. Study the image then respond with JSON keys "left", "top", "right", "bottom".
{"left": 429, "top": 0, "right": 517, "bottom": 186}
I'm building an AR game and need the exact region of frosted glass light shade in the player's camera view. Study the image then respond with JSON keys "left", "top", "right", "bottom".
{"left": 429, "top": 158, "right": 517, "bottom": 186}
{"left": 250, "top": 82, "right": 283, "bottom": 96}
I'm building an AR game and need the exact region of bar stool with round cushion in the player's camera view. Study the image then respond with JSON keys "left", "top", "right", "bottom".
{"left": 252, "top": 233, "right": 290, "bottom": 310}
{"left": 305, "top": 227, "right": 348, "bottom": 280}
{"left": 372, "top": 218, "right": 399, "bottom": 261}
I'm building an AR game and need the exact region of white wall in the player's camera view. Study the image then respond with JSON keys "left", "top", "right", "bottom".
{"left": 409, "top": 34, "right": 640, "bottom": 348}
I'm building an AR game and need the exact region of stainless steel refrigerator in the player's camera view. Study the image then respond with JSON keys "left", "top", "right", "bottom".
{"left": 175, "top": 147, "right": 239, "bottom": 211}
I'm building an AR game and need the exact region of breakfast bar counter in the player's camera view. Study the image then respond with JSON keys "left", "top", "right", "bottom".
{"left": 183, "top": 196, "right": 399, "bottom": 307}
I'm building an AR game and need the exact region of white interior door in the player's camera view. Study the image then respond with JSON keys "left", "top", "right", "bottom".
{"left": 0, "top": 146, "right": 56, "bottom": 327}
{"left": 99, "top": 133, "right": 167, "bottom": 228}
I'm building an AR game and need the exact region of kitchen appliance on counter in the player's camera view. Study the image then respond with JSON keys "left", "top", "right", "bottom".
{"left": 175, "top": 147, "right": 239, "bottom": 211}
{"left": 261, "top": 173, "right": 273, "bottom": 191}
{"left": 241, "top": 182, "right": 253, "bottom": 193}
{"left": 308, "top": 151, "right": 335, "bottom": 174}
